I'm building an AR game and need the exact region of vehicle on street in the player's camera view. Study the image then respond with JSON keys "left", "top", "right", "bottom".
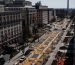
{"left": 19, "top": 56, "right": 26, "bottom": 63}
{"left": 13, "top": 61, "right": 19, "bottom": 65}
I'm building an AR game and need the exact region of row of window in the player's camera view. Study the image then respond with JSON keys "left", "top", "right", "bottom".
{"left": 0, "top": 20, "right": 21, "bottom": 29}
{"left": 6, "top": 8, "right": 25, "bottom": 11}
{"left": 0, "top": 14, "right": 21, "bottom": 21}
{"left": 0, "top": 36, "right": 22, "bottom": 45}
{"left": 0, "top": 20, "right": 20, "bottom": 25}
{"left": 0, "top": 14, "right": 21, "bottom": 28}
{"left": 0, "top": 33, "right": 22, "bottom": 43}
{"left": 0, "top": 25, "right": 22, "bottom": 41}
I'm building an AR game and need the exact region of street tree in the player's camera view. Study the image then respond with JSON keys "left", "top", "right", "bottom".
{"left": 35, "top": 1, "right": 42, "bottom": 9}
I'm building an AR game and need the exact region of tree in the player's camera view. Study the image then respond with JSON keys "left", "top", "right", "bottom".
{"left": 2, "top": 46, "right": 17, "bottom": 58}
{"left": 35, "top": 1, "right": 42, "bottom": 9}
{"left": 0, "top": 58, "right": 5, "bottom": 65}
{"left": 51, "top": 17, "right": 56, "bottom": 22}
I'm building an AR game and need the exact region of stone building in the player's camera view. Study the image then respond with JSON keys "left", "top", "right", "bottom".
{"left": 37, "top": 6, "right": 48, "bottom": 27}
{"left": 0, "top": 11, "right": 23, "bottom": 54}
{"left": 48, "top": 8, "right": 54, "bottom": 23}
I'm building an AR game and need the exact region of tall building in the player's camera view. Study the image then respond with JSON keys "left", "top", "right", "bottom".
{"left": 0, "top": 11, "right": 23, "bottom": 54}
{"left": 24, "top": 7, "right": 37, "bottom": 36}
{"left": 48, "top": 8, "right": 54, "bottom": 23}
{"left": 55, "top": 9, "right": 66, "bottom": 18}
{"left": 71, "top": 9, "right": 75, "bottom": 17}
{"left": 67, "top": 0, "right": 69, "bottom": 16}
{"left": 5, "top": 1, "right": 38, "bottom": 44}
{"left": 37, "top": 6, "right": 48, "bottom": 27}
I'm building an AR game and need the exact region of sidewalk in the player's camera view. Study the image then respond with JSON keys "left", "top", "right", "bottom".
{"left": 4, "top": 51, "right": 23, "bottom": 65}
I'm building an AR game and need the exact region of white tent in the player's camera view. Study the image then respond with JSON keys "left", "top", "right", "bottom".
{"left": 59, "top": 49, "right": 67, "bottom": 53}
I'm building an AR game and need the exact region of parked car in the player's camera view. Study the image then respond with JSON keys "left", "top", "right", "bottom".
{"left": 19, "top": 56, "right": 26, "bottom": 63}
{"left": 21, "top": 56, "right": 26, "bottom": 60}
{"left": 13, "top": 61, "right": 19, "bottom": 65}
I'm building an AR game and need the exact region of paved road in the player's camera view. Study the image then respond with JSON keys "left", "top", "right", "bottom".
{"left": 4, "top": 31, "right": 50, "bottom": 65}
{"left": 45, "top": 20, "right": 72, "bottom": 65}
{"left": 4, "top": 19, "right": 72, "bottom": 65}
{"left": 4, "top": 51, "right": 23, "bottom": 65}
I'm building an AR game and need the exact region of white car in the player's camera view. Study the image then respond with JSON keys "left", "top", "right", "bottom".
{"left": 21, "top": 56, "right": 26, "bottom": 59}
{"left": 13, "top": 61, "right": 19, "bottom": 65}
{"left": 19, "top": 56, "right": 26, "bottom": 63}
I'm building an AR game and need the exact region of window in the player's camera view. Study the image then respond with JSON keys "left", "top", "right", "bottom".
{"left": 15, "top": 27, "right": 18, "bottom": 35}
{"left": 1, "top": 31, "right": 3, "bottom": 42}
{"left": 8, "top": 29, "right": 10, "bottom": 39}
{"left": 0, "top": 17, "right": 2, "bottom": 27}
{"left": 7, "top": 16, "right": 9, "bottom": 24}
{"left": 11, "top": 28, "right": 13, "bottom": 37}
{"left": 3, "top": 16, "right": 6, "bottom": 22}
{"left": 10, "top": 15, "right": 12, "bottom": 21}
{"left": 0, "top": 16, "right": 1, "bottom": 21}
{"left": 16, "top": 27, "right": 18, "bottom": 34}
{"left": 14, "top": 28, "right": 16, "bottom": 35}
{"left": 4, "top": 30, "right": 7, "bottom": 41}
{"left": 0, "top": 31, "right": 1, "bottom": 42}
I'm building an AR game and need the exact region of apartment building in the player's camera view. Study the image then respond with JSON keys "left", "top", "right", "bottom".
{"left": 5, "top": 5, "right": 37, "bottom": 41}
{"left": 42, "top": 9, "right": 48, "bottom": 24}
{"left": 0, "top": 11, "right": 23, "bottom": 54}
{"left": 55, "top": 9, "right": 66, "bottom": 18}
{"left": 37, "top": 6, "right": 48, "bottom": 27}
{"left": 26, "top": 7, "right": 37, "bottom": 35}
{"left": 48, "top": 9, "right": 54, "bottom": 23}
{"left": 71, "top": 9, "right": 75, "bottom": 17}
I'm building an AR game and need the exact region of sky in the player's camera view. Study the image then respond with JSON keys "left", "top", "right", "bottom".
{"left": 26, "top": 0, "right": 75, "bottom": 8}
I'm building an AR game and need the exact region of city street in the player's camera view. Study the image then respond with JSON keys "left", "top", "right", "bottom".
{"left": 4, "top": 51, "right": 23, "bottom": 65}
{"left": 4, "top": 30, "right": 52, "bottom": 65}
{"left": 45, "top": 19, "right": 73, "bottom": 65}
{"left": 4, "top": 18, "right": 73, "bottom": 65}
{"left": 0, "top": 0, "right": 74, "bottom": 65}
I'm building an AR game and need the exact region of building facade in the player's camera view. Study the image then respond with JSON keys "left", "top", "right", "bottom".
{"left": 0, "top": 11, "right": 23, "bottom": 54}
{"left": 39, "top": 6, "right": 48, "bottom": 25}
{"left": 23, "top": 7, "right": 37, "bottom": 38}
{"left": 0, "top": 0, "right": 26, "bottom": 7}
{"left": 37, "top": 6, "right": 48, "bottom": 27}
{"left": 37, "top": 9, "right": 42, "bottom": 27}
{"left": 42, "top": 9, "right": 48, "bottom": 24}
{"left": 24, "top": 1, "right": 32, "bottom": 6}
{"left": 55, "top": 9, "right": 66, "bottom": 18}
{"left": 5, "top": 6, "right": 38, "bottom": 41}
{"left": 48, "top": 9, "right": 54, "bottom": 23}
